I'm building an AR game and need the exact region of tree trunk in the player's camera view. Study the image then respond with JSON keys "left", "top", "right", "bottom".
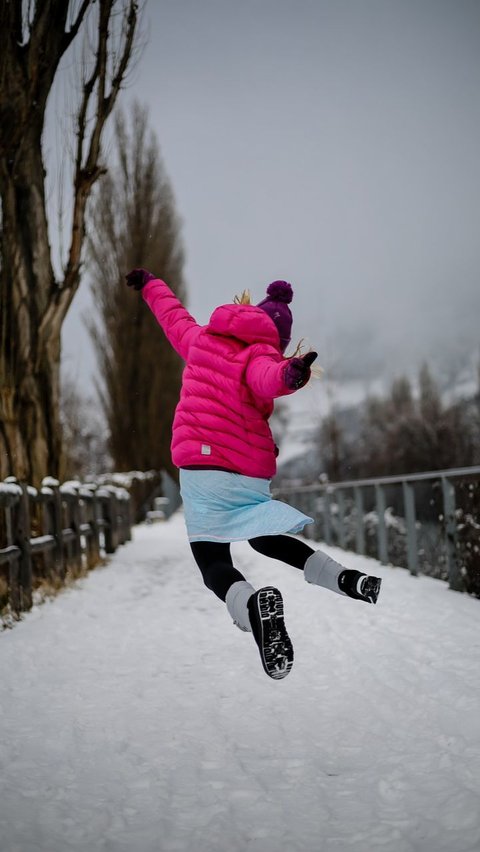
{"left": 0, "top": 119, "right": 61, "bottom": 486}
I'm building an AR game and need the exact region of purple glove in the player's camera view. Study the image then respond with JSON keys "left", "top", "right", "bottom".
{"left": 125, "top": 268, "right": 156, "bottom": 291}
{"left": 284, "top": 351, "right": 318, "bottom": 390}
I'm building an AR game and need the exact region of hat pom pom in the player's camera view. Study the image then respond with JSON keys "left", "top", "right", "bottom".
{"left": 266, "top": 280, "right": 293, "bottom": 303}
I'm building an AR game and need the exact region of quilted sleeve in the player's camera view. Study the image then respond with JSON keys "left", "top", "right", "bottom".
{"left": 142, "top": 278, "right": 201, "bottom": 360}
{"left": 245, "top": 347, "right": 296, "bottom": 400}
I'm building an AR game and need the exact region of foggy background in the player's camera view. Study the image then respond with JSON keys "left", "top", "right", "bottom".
{"left": 61, "top": 0, "right": 480, "bottom": 400}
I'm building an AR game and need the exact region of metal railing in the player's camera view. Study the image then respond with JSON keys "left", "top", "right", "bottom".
{"left": 275, "top": 465, "right": 480, "bottom": 595}
{"left": 0, "top": 476, "right": 132, "bottom": 617}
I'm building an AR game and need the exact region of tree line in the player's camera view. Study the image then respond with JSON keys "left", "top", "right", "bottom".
{"left": 319, "top": 362, "right": 480, "bottom": 482}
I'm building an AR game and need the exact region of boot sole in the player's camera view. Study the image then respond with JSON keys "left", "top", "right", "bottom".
{"left": 251, "top": 587, "right": 294, "bottom": 680}
{"left": 361, "top": 576, "right": 382, "bottom": 604}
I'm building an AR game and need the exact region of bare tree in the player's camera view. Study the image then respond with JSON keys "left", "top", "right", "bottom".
{"left": 348, "top": 366, "right": 477, "bottom": 477}
{"left": 87, "top": 102, "right": 185, "bottom": 479}
{"left": 60, "top": 376, "right": 109, "bottom": 479}
{"left": 319, "top": 410, "right": 345, "bottom": 480}
{"left": 0, "top": 0, "right": 140, "bottom": 486}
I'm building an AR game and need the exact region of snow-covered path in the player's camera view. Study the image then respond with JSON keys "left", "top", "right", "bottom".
{"left": 1, "top": 513, "right": 479, "bottom": 852}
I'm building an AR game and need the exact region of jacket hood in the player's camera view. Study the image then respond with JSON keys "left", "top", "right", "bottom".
{"left": 206, "top": 304, "right": 281, "bottom": 348}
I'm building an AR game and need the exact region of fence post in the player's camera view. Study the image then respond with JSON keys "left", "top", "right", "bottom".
{"left": 50, "top": 481, "right": 66, "bottom": 581}
{"left": 103, "top": 491, "right": 117, "bottom": 554}
{"left": 69, "top": 494, "right": 82, "bottom": 575}
{"left": 14, "top": 483, "right": 32, "bottom": 612}
{"left": 441, "top": 477, "right": 463, "bottom": 592}
{"left": 117, "top": 495, "right": 128, "bottom": 545}
{"left": 354, "top": 486, "right": 365, "bottom": 555}
{"left": 2, "top": 485, "right": 22, "bottom": 613}
{"left": 402, "top": 481, "right": 418, "bottom": 576}
{"left": 39, "top": 493, "right": 55, "bottom": 580}
{"left": 375, "top": 484, "right": 388, "bottom": 565}
{"left": 110, "top": 491, "right": 119, "bottom": 550}
{"left": 124, "top": 494, "right": 133, "bottom": 542}
{"left": 88, "top": 490, "right": 101, "bottom": 568}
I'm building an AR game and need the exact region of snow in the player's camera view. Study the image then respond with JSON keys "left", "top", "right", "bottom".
{"left": 96, "top": 471, "right": 158, "bottom": 488}
{"left": 94, "top": 488, "right": 127, "bottom": 502}
{"left": 42, "top": 477, "right": 60, "bottom": 488}
{"left": 1, "top": 512, "right": 479, "bottom": 852}
{"left": 60, "top": 481, "right": 82, "bottom": 496}
{"left": 0, "top": 481, "right": 22, "bottom": 497}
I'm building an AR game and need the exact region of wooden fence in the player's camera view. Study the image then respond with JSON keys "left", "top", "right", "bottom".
{"left": 0, "top": 476, "right": 132, "bottom": 617}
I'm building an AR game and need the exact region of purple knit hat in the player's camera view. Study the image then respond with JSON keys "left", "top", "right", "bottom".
{"left": 257, "top": 280, "right": 293, "bottom": 352}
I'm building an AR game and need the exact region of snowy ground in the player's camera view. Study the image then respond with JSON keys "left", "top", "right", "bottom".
{"left": 1, "top": 513, "right": 480, "bottom": 852}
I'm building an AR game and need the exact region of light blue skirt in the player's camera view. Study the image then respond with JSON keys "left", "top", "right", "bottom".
{"left": 179, "top": 468, "right": 313, "bottom": 543}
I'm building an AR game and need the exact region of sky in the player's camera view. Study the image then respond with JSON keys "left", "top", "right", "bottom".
{"left": 61, "top": 0, "right": 480, "bottom": 398}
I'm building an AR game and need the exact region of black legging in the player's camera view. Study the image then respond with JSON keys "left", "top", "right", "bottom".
{"left": 190, "top": 535, "right": 315, "bottom": 601}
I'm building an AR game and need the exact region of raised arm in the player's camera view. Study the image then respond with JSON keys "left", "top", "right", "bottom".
{"left": 142, "top": 278, "right": 201, "bottom": 360}
{"left": 126, "top": 268, "right": 200, "bottom": 360}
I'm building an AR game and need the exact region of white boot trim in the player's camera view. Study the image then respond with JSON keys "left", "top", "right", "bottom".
{"left": 225, "top": 580, "right": 256, "bottom": 632}
{"left": 304, "top": 550, "right": 347, "bottom": 596}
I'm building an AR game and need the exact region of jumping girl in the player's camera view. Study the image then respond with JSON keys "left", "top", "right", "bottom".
{"left": 126, "top": 269, "right": 381, "bottom": 680}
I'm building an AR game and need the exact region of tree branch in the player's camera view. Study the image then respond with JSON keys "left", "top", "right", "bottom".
{"left": 0, "top": 0, "right": 24, "bottom": 45}
{"left": 13, "top": 0, "right": 24, "bottom": 45}
{"left": 26, "top": 1, "right": 70, "bottom": 91}
{"left": 60, "top": 0, "right": 93, "bottom": 55}
{"left": 84, "top": 0, "right": 139, "bottom": 178}
{"left": 38, "top": 0, "right": 139, "bottom": 342}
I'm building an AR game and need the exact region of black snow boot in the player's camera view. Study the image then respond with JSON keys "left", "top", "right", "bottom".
{"left": 338, "top": 570, "right": 382, "bottom": 604}
{"left": 247, "top": 587, "right": 294, "bottom": 680}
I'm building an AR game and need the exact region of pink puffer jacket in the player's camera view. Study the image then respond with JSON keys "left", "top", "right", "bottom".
{"left": 143, "top": 278, "right": 298, "bottom": 478}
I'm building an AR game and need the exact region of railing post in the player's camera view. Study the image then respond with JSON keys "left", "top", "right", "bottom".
{"left": 442, "top": 477, "right": 463, "bottom": 592}
{"left": 310, "top": 491, "right": 321, "bottom": 541}
{"left": 301, "top": 490, "right": 314, "bottom": 540}
{"left": 354, "top": 486, "right": 365, "bottom": 555}
{"left": 402, "top": 481, "right": 418, "bottom": 576}
{"left": 323, "top": 489, "right": 332, "bottom": 545}
{"left": 337, "top": 489, "right": 346, "bottom": 548}
{"left": 375, "top": 484, "right": 388, "bottom": 565}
